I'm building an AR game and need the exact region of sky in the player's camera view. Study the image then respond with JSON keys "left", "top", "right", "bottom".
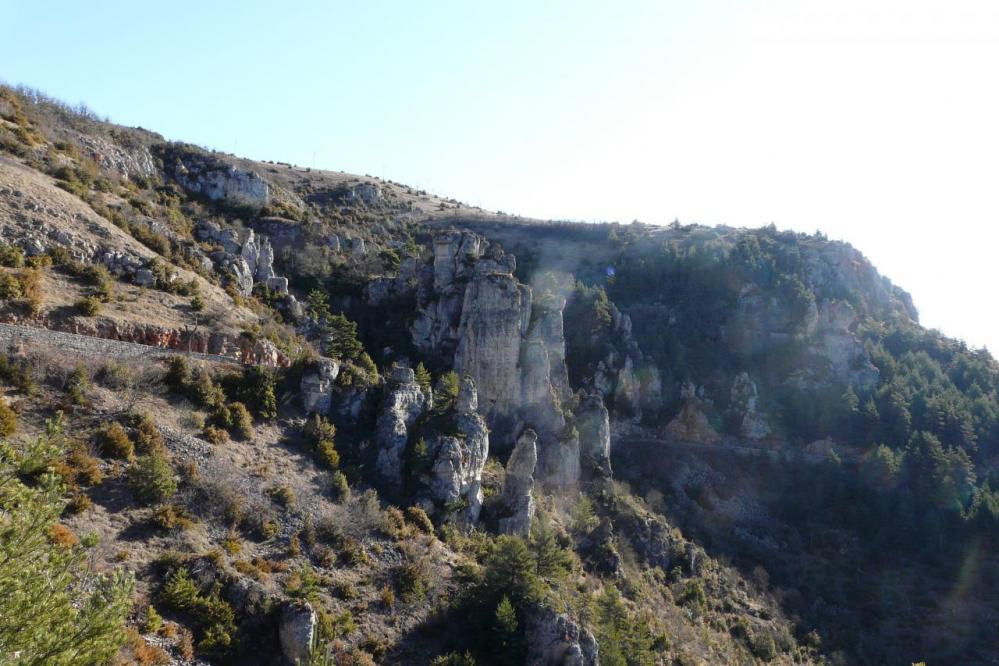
{"left": 3, "top": 1, "right": 999, "bottom": 350}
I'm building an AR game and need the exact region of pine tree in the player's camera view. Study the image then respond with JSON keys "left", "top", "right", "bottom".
{"left": 482, "top": 536, "right": 541, "bottom": 606}
{"left": 414, "top": 363, "right": 432, "bottom": 394}
{"left": 322, "top": 313, "right": 364, "bottom": 364}
{"left": 0, "top": 427, "right": 134, "bottom": 663}
{"left": 434, "top": 371, "right": 460, "bottom": 414}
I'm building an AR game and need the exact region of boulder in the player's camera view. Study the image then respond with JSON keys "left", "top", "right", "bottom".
{"left": 265, "top": 276, "right": 289, "bottom": 295}
{"left": 239, "top": 338, "right": 289, "bottom": 367}
{"left": 301, "top": 358, "right": 340, "bottom": 414}
{"left": 133, "top": 268, "right": 155, "bottom": 288}
{"left": 525, "top": 606, "right": 599, "bottom": 666}
{"left": 279, "top": 602, "right": 316, "bottom": 666}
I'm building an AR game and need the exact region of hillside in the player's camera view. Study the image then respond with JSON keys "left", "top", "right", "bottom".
{"left": 1, "top": 83, "right": 997, "bottom": 666}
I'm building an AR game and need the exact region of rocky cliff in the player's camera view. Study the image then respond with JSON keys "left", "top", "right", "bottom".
{"left": 411, "top": 231, "right": 601, "bottom": 489}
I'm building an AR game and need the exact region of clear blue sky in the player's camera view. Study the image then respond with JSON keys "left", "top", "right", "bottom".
{"left": 3, "top": 1, "right": 999, "bottom": 351}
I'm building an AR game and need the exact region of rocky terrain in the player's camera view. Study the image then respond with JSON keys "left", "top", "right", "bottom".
{"left": 1, "top": 84, "right": 997, "bottom": 666}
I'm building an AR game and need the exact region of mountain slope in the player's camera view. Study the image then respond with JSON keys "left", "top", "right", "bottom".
{"left": 1, "top": 83, "right": 997, "bottom": 665}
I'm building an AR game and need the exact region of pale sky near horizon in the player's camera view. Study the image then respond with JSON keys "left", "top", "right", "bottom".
{"left": 3, "top": 1, "right": 998, "bottom": 351}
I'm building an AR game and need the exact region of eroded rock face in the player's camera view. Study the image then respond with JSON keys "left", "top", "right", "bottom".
{"left": 43, "top": 318, "right": 290, "bottom": 366}
{"left": 498, "top": 429, "right": 538, "bottom": 536}
{"left": 75, "top": 133, "right": 156, "bottom": 182}
{"left": 730, "top": 372, "right": 770, "bottom": 440}
{"left": 352, "top": 182, "right": 381, "bottom": 205}
{"left": 577, "top": 393, "right": 612, "bottom": 480}
{"left": 807, "top": 300, "right": 879, "bottom": 392}
{"left": 525, "top": 606, "right": 599, "bottom": 666}
{"left": 240, "top": 230, "right": 276, "bottom": 282}
{"left": 239, "top": 337, "right": 288, "bottom": 367}
{"left": 375, "top": 366, "right": 428, "bottom": 485}
{"left": 167, "top": 149, "right": 269, "bottom": 208}
{"left": 412, "top": 231, "right": 593, "bottom": 486}
{"left": 279, "top": 602, "right": 316, "bottom": 666}
{"left": 301, "top": 358, "right": 340, "bottom": 414}
{"left": 196, "top": 221, "right": 291, "bottom": 299}
{"left": 454, "top": 264, "right": 532, "bottom": 430}
{"left": 427, "top": 378, "right": 489, "bottom": 524}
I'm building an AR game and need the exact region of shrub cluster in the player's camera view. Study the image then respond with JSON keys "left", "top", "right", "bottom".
{"left": 159, "top": 568, "right": 237, "bottom": 656}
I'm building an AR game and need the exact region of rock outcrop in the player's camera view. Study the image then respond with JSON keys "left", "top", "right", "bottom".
{"left": 805, "top": 300, "right": 879, "bottom": 392}
{"left": 497, "top": 429, "right": 538, "bottom": 536}
{"left": 453, "top": 258, "right": 532, "bottom": 432}
{"left": 75, "top": 132, "right": 157, "bottom": 182}
{"left": 164, "top": 147, "right": 269, "bottom": 208}
{"left": 45, "top": 317, "right": 290, "bottom": 366}
{"left": 279, "top": 602, "right": 316, "bottom": 665}
{"left": 375, "top": 366, "right": 428, "bottom": 486}
{"left": 729, "top": 285, "right": 879, "bottom": 393}
{"left": 663, "top": 382, "right": 719, "bottom": 444}
{"left": 300, "top": 358, "right": 340, "bottom": 414}
{"left": 576, "top": 392, "right": 612, "bottom": 480}
{"left": 525, "top": 606, "right": 599, "bottom": 666}
{"left": 412, "top": 231, "right": 595, "bottom": 487}
{"left": 730, "top": 372, "right": 770, "bottom": 440}
{"left": 197, "top": 222, "right": 286, "bottom": 297}
{"left": 425, "top": 378, "right": 489, "bottom": 524}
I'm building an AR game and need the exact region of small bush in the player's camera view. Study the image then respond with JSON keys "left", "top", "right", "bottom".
{"left": 379, "top": 584, "right": 395, "bottom": 609}
{"left": 229, "top": 402, "right": 253, "bottom": 440}
{"left": 239, "top": 367, "right": 277, "bottom": 420}
{"left": 134, "top": 413, "right": 166, "bottom": 455}
{"left": 159, "top": 568, "right": 236, "bottom": 657}
{"left": 151, "top": 504, "right": 193, "bottom": 531}
{"left": 96, "top": 360, "right": 136, "bottom": 389}
{"left": 17, "top": 268, "right": 43, "bottom": 315}
{"left": 0, "top": 400, "right": 17, "bottom": 437}
{"left": 382, "top": 506, "right": 406, "bottom": 538}
{"left": 48, "top": 523, "right": 78, "bottom": 548}
{"left": 0, "top": 272, "right": 23, "bottom": 299}
{"left": 164, "top": 356, "right": 191, "bottom": 391}
{"left": 65, "top": 440, "right": 102, "bottom": 486}
{"left": 86, "top": 265, "right": 115, "bottom": 302}
{"left": 202, "top": 425, "right": 229, "bottom": 446}
{"left": 678, "top": 578, "right": 707, "bottom": 610}
{"left": 315, "top": 440, "right": 340, "bottom": 470}
{"left": 75, "top": 295, "right": 102, "bottom": 316}
{"left": 128, "top": 454, "right": 178, "bottom": 506}
{"left": 304, "top": 414, "right": 339, "bottom": 470}
{"left": 64, "top": 493, "right": 92, "bottom": 515}
{"left": 65, "top": 363, "right": 90, "bottom": 405}
{"left": 0, "top": 243, "right": 25, "bottom": 268}
{"left": 0, "top": 353, "right": 36, "bottom": 395}
{"left": 431, "top": 652, "right": 477, "bottom": 666}
{"left": 268, "top": 485, "right": 296, "bottom": 509}
{"left": 143, "top": 605, "right": 164, "bottom": 634}
{"left": 330, "top": 470, "right": 350, "bottom": 501}
{"left": 193, "top": 371, "right": 226, "bottom": 410}
{"left": 100, "top": 422, "right": 135, "bottom": 460}
{"left": 393, "top": 560, "right": 429, "bottom": 603}
{"left": 405, "top": 506, "right": 434, "bottom": 534}
{"left": 751, "top": 630, "right": 778, "bottom": 661}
